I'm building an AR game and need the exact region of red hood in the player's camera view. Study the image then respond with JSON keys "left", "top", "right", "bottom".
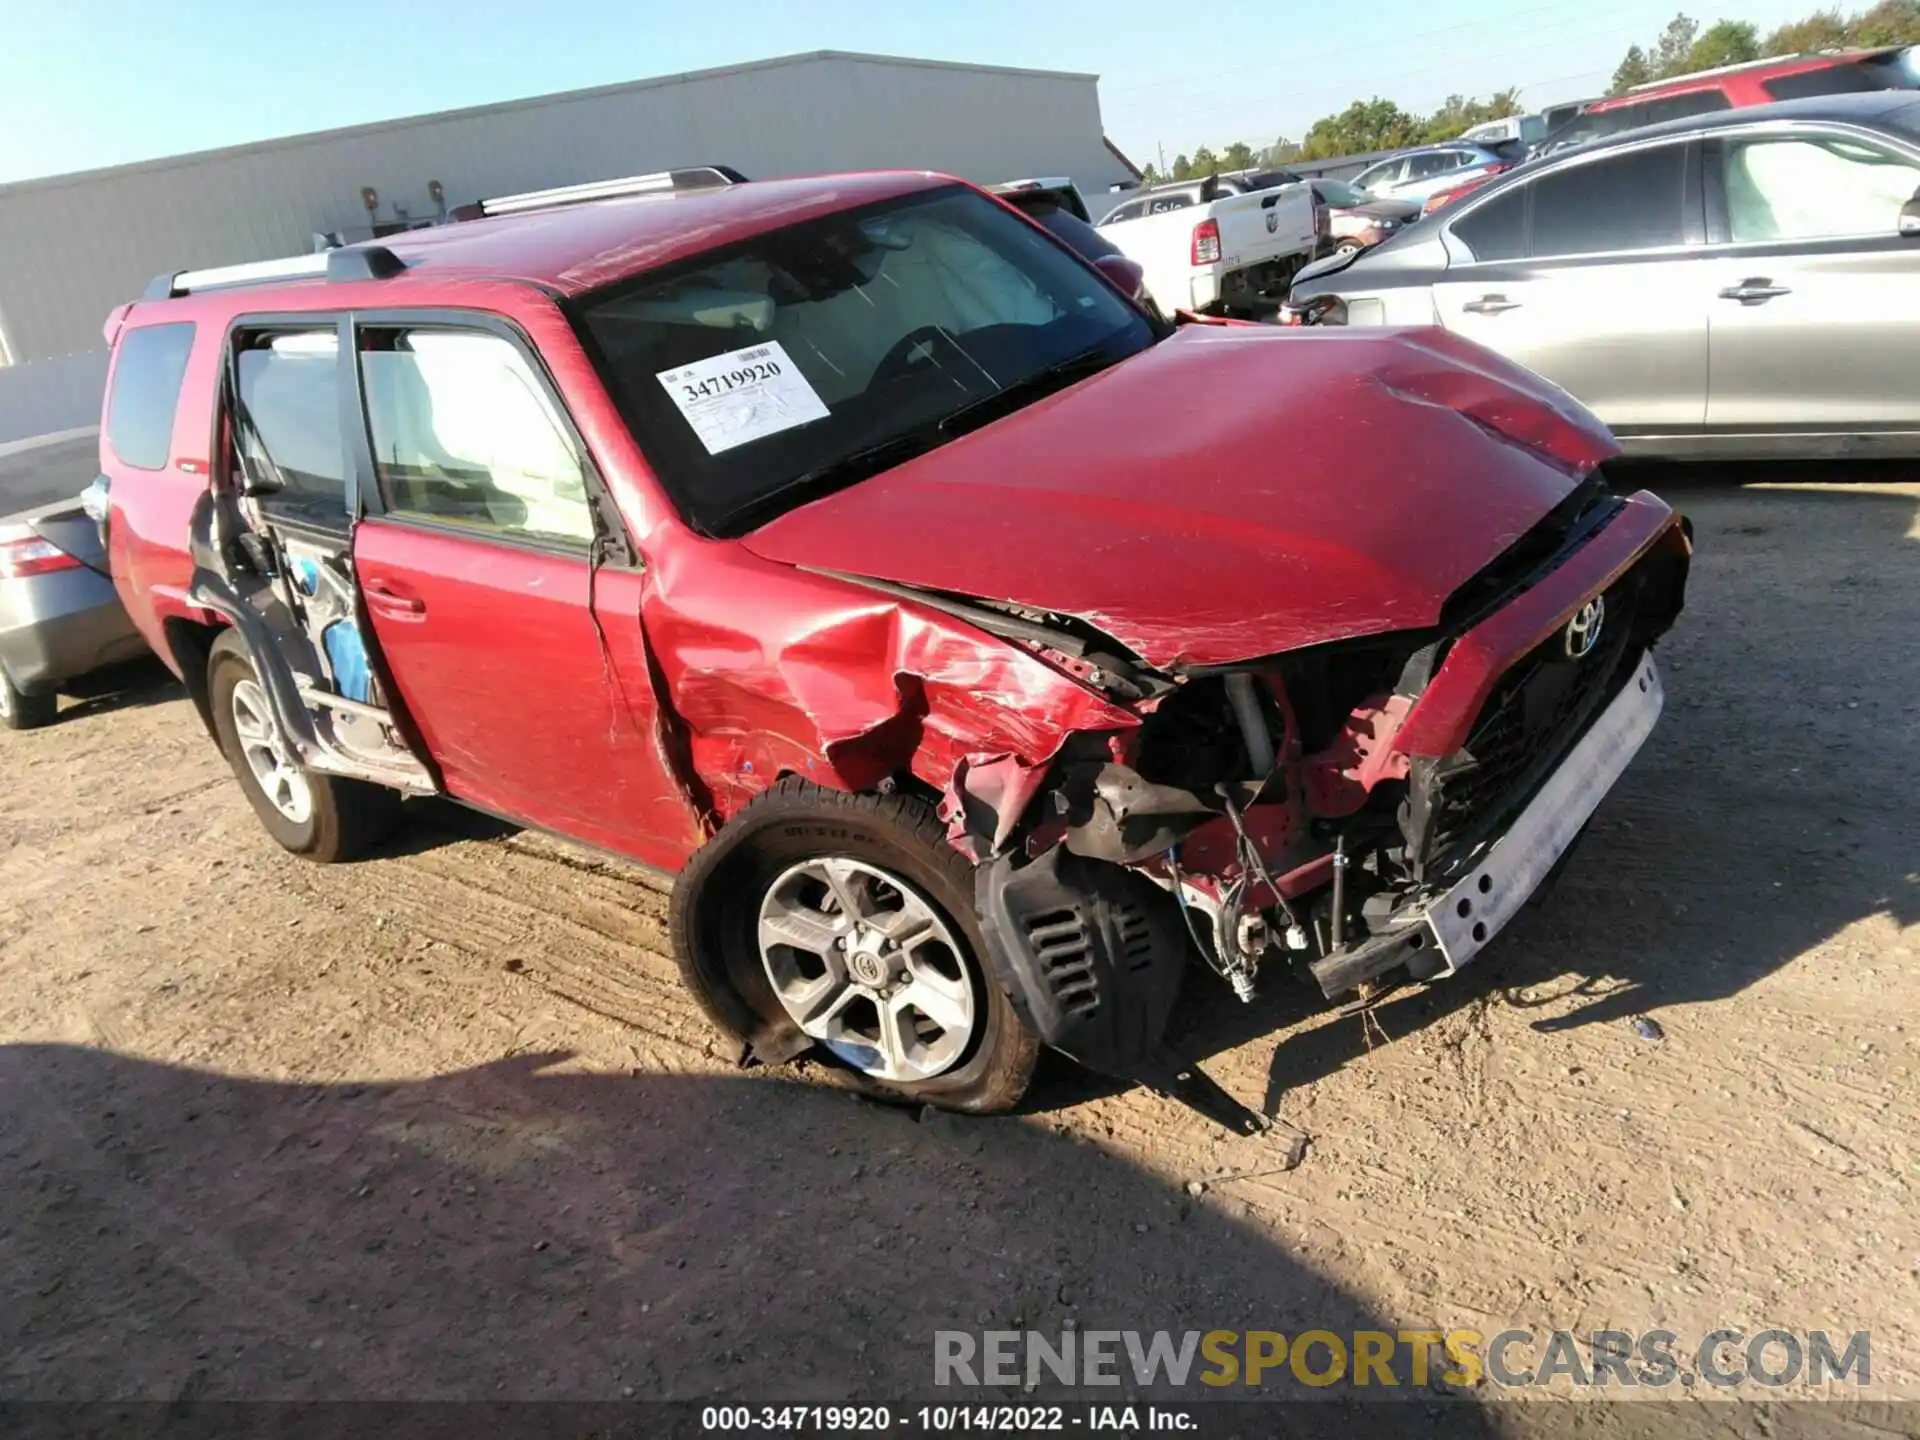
{"left": 742, "top": 325, "right": 1619, "bottom": 670}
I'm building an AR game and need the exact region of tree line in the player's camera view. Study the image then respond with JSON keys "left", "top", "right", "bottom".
{"left": 1134, "top": 0, "right": 1920, "bottom": 187}
{"left": 1610, "top": 2, "right": 1920, "bottom": 92}
{"left": 1138, "top": 90, "right": 1524, "bottom": 183}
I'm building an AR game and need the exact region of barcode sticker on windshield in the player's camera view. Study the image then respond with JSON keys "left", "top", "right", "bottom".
{"left": 656, "top": 341, "right": 830, "bottom": 455}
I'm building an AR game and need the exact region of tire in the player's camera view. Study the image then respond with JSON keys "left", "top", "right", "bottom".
{"left": 0, "top": 663, "right": 59, "bottom": 731}
{"left": 207, "top": 630, "right": 400, "bottom": 862}
{"left": 670, "top": 777, "right": 1040, "bottom": 1114}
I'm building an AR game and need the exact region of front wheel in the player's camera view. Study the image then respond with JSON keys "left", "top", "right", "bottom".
{"left": 670, "top": 778, "right": 1040, "bottom": 1113}
{"left": 207, "top": 630, "right": 399, "bottom": 862}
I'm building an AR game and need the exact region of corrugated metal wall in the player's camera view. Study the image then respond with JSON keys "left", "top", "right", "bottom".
{"left": 0, "top": 52, "right": 1129, "bottom": 367}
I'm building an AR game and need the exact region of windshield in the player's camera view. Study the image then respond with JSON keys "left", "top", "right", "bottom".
{"left": 575, "top": 185, "right": 1156, "bottom": 536}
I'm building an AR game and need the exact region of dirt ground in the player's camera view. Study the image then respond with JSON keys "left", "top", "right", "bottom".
{"left": 2, "top": 470, "right": 1916, "bottom": 1429}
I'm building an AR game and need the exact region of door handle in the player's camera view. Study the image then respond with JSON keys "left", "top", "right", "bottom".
{"left": 1462, "top": 294, "right": 1522, "bottom": 315}
{"left": 1718, "top": 278, "right": 1791, "bottom": 304}
{"left": 363, "top": 579, "right": 425, "bottom": 618}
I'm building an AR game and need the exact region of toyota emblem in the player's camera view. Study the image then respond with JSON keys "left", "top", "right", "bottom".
{"left": 1564, "top": 597, "right": 1606, "bottom": 659}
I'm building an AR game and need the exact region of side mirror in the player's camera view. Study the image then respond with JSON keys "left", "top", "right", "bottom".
{"left": 1901, "top": 192, "right": 1920, "bottom": 237}
{"left": 1092, "top": 254, "right": 1147, "bottom": 302}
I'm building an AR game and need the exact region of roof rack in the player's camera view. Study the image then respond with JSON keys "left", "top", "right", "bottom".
{"left": 452, "top": 165, "right": 749, "bottom": 220}
{"left": 1625, "top": 51, "right": 1815, "bottom": 92}
{"left": 142, "top": 245, "right": 407, "bottom": 301}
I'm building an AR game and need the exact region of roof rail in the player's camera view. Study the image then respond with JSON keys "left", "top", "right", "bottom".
{"left": 453, "top": 165, "right": 748, "bottom": 220}
{"left": 141, "top": 246, "right": 408, "bottom": 301}
{"left": 1625, "top": 50, "right": 1819, "bottom": 92}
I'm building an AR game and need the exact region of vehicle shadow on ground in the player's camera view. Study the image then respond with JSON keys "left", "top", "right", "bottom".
{"left": 0, "top": 1043, "right": 1496, "bottom": 1432}
{"left": 1033, "top": 476, "right": 1920, "bottom": 1122}
{"left": 53, "top": 656, "right": 183, "bottom": 724}
{"left": 370, "top": 795, "right": 524, "bottom": 860}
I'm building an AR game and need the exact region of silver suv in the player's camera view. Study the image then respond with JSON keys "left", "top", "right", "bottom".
{"left": 1286, "top": 92, "right": 1920, "bottom": 460}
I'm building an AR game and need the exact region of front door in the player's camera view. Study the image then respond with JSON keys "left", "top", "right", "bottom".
{"left": 1704, "top": 128, "right": 1920, "bottom": 435}
{"left": 1434, "top": 136, "right": 1710, "bottom": 434}
{"left": 346, "top": 318, "right": 699, "bottom": 871}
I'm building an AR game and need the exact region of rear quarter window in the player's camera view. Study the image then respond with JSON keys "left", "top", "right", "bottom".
{"left": 1764, "top": 64, "right": 1881, "bottom": 101}
{"left": 105, "top": 322, "right": 195, "bottom": 470}
{"left": 1452, "top": 187, "right": 1527, "bottom": 261}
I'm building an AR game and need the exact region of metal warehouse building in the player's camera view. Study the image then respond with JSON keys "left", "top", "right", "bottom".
{"left": 0, "top": 50, "right": 1137, "bottom": 440}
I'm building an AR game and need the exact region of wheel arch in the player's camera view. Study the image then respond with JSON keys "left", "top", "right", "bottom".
{"left": 162, "top": 615, "right": 225, "bottom": 740}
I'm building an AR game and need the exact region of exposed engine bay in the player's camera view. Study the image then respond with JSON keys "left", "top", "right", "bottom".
{"left": 932, "top": 472, "right": 1692, "bottom": 1118}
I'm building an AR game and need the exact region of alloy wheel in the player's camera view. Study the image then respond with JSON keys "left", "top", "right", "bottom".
{"left": 230, "top": 678, "right": 312, "bottom": 824}
{"left": 757, "top": 857, "right": 978, "bottom": 1082}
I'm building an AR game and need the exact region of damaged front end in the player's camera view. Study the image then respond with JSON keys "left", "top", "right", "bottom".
{"left": 941, "top": 472, "right": 1691, "bottom": 1119}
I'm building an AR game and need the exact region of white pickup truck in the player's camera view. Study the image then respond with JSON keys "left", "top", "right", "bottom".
{"left": 1094, "top": 169, "right": 1318, "bottom": 316}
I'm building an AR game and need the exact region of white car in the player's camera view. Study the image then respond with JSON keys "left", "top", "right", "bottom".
{"left": 1094, "top": 171, "right": 1317, "bottom": 316}
{"left": 1351, "top": 144, "right": 1516, "bottom": 205}
{"left": 1457, "top": 114, "right": 1548, "bottom": 146}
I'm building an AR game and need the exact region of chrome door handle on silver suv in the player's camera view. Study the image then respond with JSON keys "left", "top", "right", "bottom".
{"left": 1462, "top": 295, "right": 1522, "bottom": 314}
{"left": 1718, "top": 278, "right": 1791, "bottom": 304}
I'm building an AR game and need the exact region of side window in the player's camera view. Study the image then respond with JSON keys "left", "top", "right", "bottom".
{"left": 1529, "top": 143, "right": 1687, "bottom": 257}
{"left": 105, "top": 322, "right": 195, "bottom": 470}
{"left": 1724, "top": 134, "right": 1920, "bottom": 242}
{"left": 1147, "top": 193, "right": 1195, "bottom": 214}
{"left": 1595, "top": 102, "right": 1656, "bottom": 135}
{"left": 1101, "top": 199, "right": 1145, "bottom": 224}
{"left": 1647, "top": 91, "right": 1731, "bottom": 124}
{"left": 358, "top": 327, "right": 594, "bottom": 547}
{"left": 1763, "top": 65, "right": 1879, "bottom": 101}
{"left": 1452, "top": 187, "right": 1528, "bottom": 262}
{"left": 1407, "top": 153, "right": 1452, "bottom": 181}
{"left": 1355, "top": 159, "right": 1402, "bottom": 190}
{"left": 235, "top": 329, "right": 349, "bottom": 519}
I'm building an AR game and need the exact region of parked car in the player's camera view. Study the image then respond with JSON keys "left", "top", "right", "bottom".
{"left": 988, "top": 178, "right": 1164, "bottom": 317}
{"left": 1537, "top": 47, "right": 1919, "bottom": 155}
{"left": 1421, "top": 171, "right": 1501, "bottom": 215}
{"left": 1458, "top": 113, "right": 1549, "bottom": 146}
{"left": 1539, "top": 97, "right": 1599, "bottom": 135}
{"left": 1307, "top": 177, "right": 1420, "bottom": 257}
{"left": 1284, "top": 92, "right": 1920, "bottom": 460}
{"left": 1401, "top": 148, "right": 1529, "bottom": 216}
{"left": 1095, "top": 171, "right": 1317, "bottom": 315}
{"left": 1350, "top": 143, "right": 1520, "bottom": 205}
{"left": 101, "top": 165, "right": 1689, "bottom": 1118}
{"left": 0, "top": 484, "right": 147, "bottom": 729}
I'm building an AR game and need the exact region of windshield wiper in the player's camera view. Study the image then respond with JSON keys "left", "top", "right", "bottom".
{"left": 935, "top": 345, "right": 1117, "bottom": 438}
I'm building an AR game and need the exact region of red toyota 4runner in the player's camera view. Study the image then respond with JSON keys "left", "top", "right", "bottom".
{"left": 98, "top": 166, "right": 1690, "bottom": 1121}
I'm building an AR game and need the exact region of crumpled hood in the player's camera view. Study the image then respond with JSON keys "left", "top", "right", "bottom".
{"left": 742, "top": 325, "right": 1619, "bottom": 670}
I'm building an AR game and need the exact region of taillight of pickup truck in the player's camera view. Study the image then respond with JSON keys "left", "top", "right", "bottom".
{"left": 1191, "top": 219, "right": 1222, "bottom": 265}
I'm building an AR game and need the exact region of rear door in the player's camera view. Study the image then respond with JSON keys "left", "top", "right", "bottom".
{"left": 345, "top": 314, "right": 697, "bottom": 870}
{"left": 1432, "top": 136, "right": 1711, "bottom": 433}
{"left": 1702, "top": 126, "right": 1920, "bottom": 435}
{"left": 192, "top": 320, "right": 432, "bottom": 795}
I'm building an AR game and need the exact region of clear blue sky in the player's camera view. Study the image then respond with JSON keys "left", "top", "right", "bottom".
{"left": 1, "top": 0, "right": 1824, "bottom": 184}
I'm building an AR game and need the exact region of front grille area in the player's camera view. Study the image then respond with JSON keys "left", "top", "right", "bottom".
{"left": 1403, "top": 565, "right": 1644, "bottom": 880}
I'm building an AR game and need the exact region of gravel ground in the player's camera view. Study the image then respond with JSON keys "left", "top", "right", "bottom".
{"left": 1, "top": 470, "right": 1915, "bottom": 1432}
